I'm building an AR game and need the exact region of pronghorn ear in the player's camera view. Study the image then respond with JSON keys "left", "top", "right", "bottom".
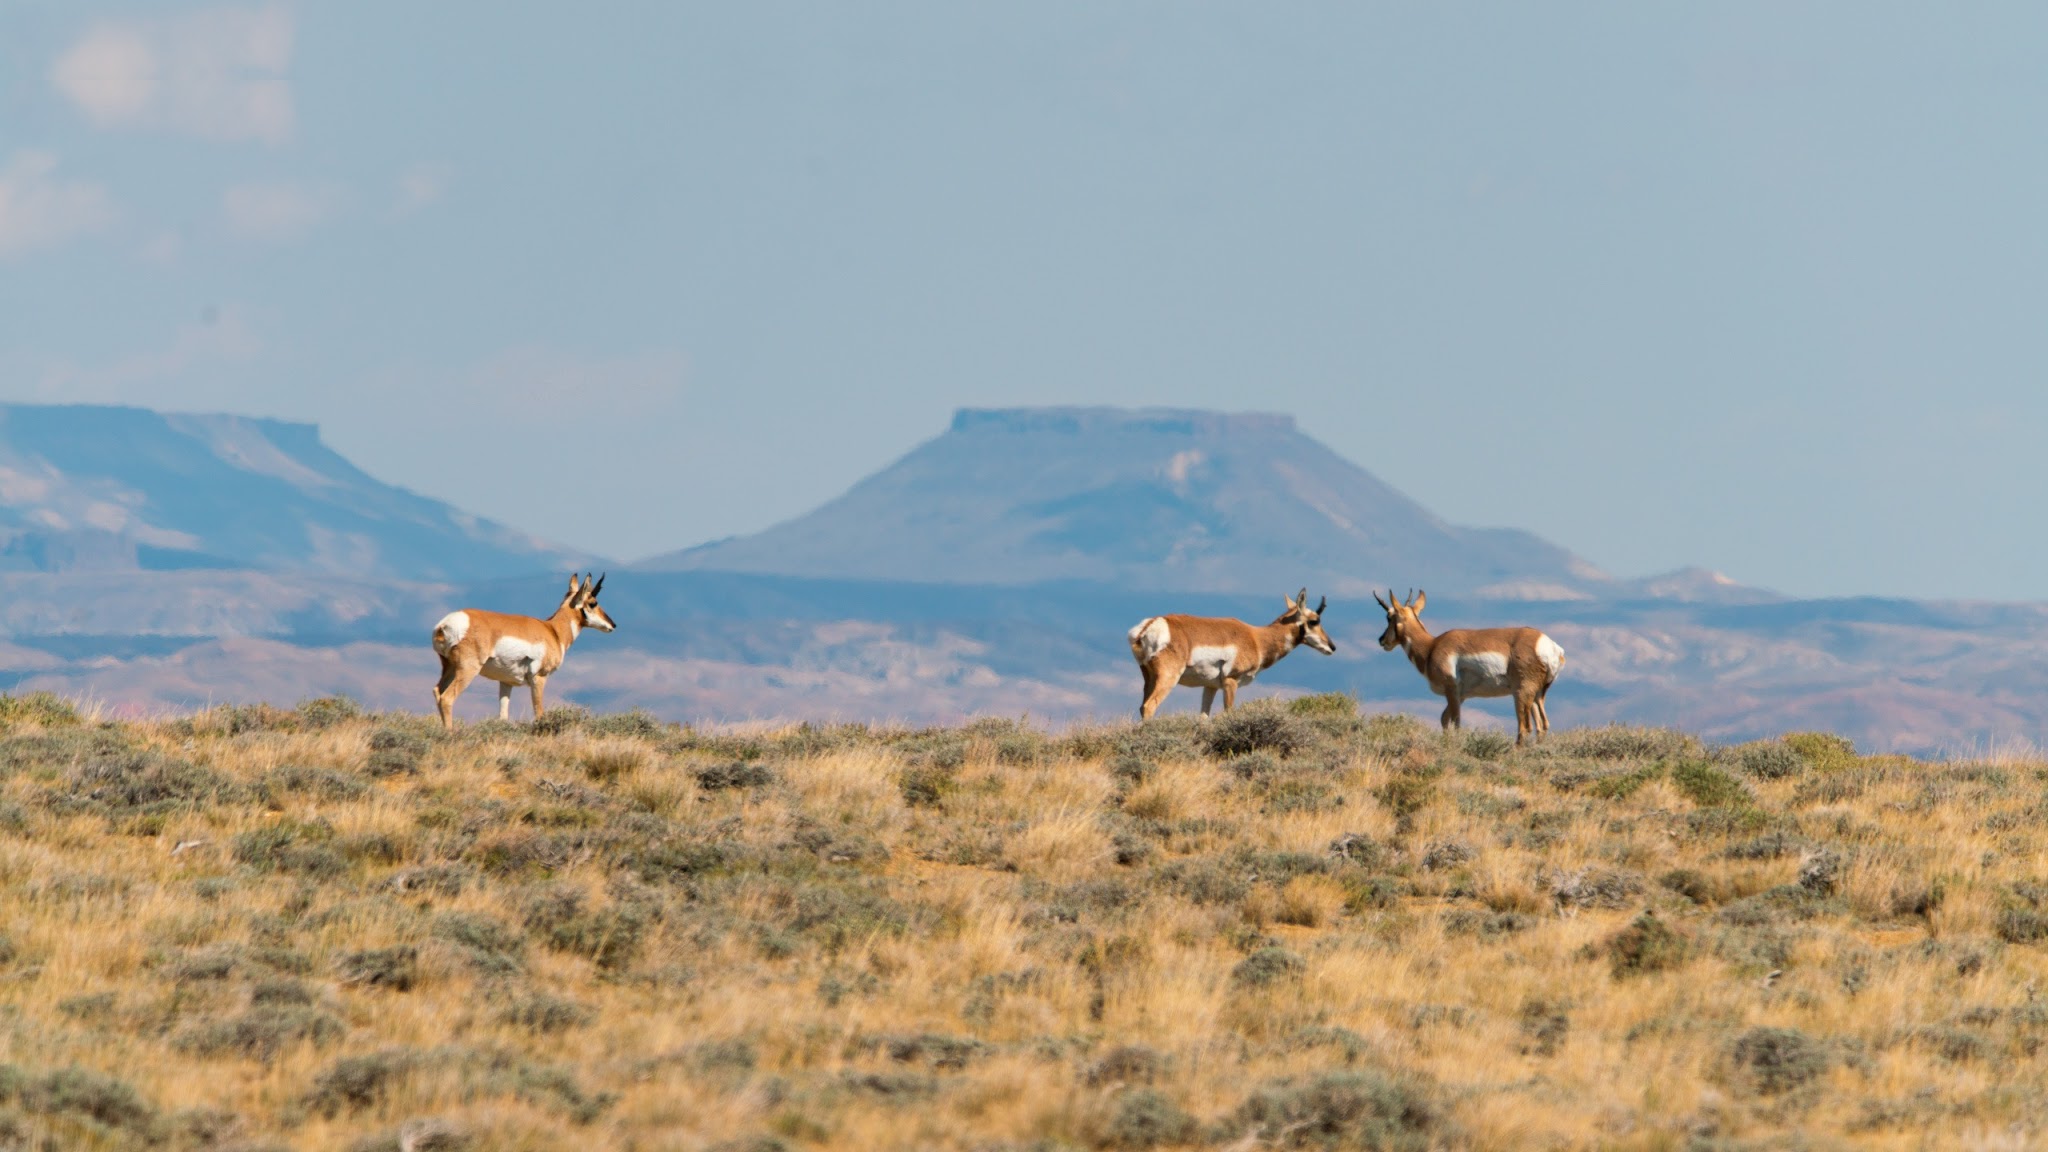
{"left": 1411, "top": 589, "right": 1426, "bottom": 614}
{"left": 565, "top": 573, "right": 583, "bottom": 602}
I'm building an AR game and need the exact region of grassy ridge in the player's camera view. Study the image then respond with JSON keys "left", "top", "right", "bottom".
{"left": 0, "top": 692, "right": 2044, "bottom": 1149}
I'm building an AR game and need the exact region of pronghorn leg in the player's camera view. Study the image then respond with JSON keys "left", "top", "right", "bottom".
{"left": 498, "top": 681, "right": 514, "bottom": 722}
{"left": 1535, "top": 688, "right": 1552, "bottom": 736}
{"left": 1139, "top": 665, "right": 1160, "bottom": 720}
{"left": 1200, "top": 686, "right": 1217, "bottom": 716}
{"left": 529, "top": 676, "right": 547, "bottom": 722}
{"left": 1440, "top": 697, "right": 1462, "bottom": 733}
{"left": 434, "top": 662, "right": 479, "bottom": 732}
{"left": 1140, "top": 660, "right": 1178, "bottom": 720}
{"left": 1221, "top": 678, "right": 1238, "bottom": 712}
{"left": 1514, "top": 695, "right": 1533, "bottom": 746}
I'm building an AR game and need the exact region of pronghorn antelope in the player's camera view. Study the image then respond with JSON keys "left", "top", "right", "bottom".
{"left": 1128, "top": 589, "right": 1336, "bottom": 720}
{"left": 1374, "top": 588, "right": 1563, "bottom": 745}
{"left": 431, "top": 573, "right": 616, "bottom": 730}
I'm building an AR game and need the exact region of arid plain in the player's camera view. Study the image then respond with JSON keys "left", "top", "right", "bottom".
{"left": 2, "top": 691, "right": 2043, "bottom": 1149}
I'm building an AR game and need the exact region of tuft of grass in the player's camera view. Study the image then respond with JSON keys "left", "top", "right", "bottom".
{"left": 0, "top": 692, "right": 82, "bottom": 730}
{"left": 1783, "top": 731, "right": 1859, "bottom": 772}
{"left": 1231, "top": 947, "right": 1306, "bottom": 990}
{"left": 1996, "top": 883, "right": 2048, "bottom": 944}
{"left": 696, "top": 761, "right": 776, "bottom": 792}
{"left": 1100, "top": 1087, "right": 1198, "bottom": 1150}
{"left": 338, "top": 946, "right": 420, "bottom": 992}
{"left": 1671, "top": 759, "right": 1753, "bottom": 809}
{"left": 532, "top": 706, "right": 592, "bottom": 736}
{"left": 1607, "top": 910, "right": 1689, "bottom": 978}
{"left": 0, "top": 1064, "right": 158, "bottom": 1137}
{"left": 580, "top": 739, "right": 650, "bottom": 782}
{"left": 1206, "top": 701, "right": 1313, "bottom": 758}
{"left": 500, "top": 993, "right": 596, "bottom": 1035}
{"left": 1729, "top": 1027, "right": 1830, "bottom": 1095}
{"left": 367, "top": 727, "right": 431, "bottom": 776}
{"left": 1231, "top": 1070, "right": 1448, "bottom": 1152}
{"left": 1287, "top": 692, "right": 1358, "bottom": 718}
{"left": 1588, "top": 762, "right": 1664, "bottom": 800}
{"left": 305, "top": 1049, "right": 415, "bottom": 1117}
{"left": 175, "top": 1004, "right": 346, "bottom": 1059}
{"left": 296, "top": 695, "right": 362, "bottom": 728}
{"left": 1518, "top": 998, "right": 1570, "bottom": 1056}
{"left": 1731, "top": 740, "right": 1808, "bottom": 780}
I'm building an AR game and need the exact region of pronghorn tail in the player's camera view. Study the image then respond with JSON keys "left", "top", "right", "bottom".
{"left": 432, "top": 611, "right": 470, "bottom": 658}
{"left": 1128, "top": 616, "right": 1171, "bottom": 664}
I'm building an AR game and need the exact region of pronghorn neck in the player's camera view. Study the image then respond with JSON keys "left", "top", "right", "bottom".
{"left": 1258, "top": 618, "right": 1303, "bottom": 669}
{"left": 1399, "top": 619, "right": 1436, "bottom": 677}
{"left": 546, "top": 604, "right": 582, "bottom": 647}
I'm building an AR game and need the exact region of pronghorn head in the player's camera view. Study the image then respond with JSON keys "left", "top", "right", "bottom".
{"left": 562, "top": 572, "right": 616, "bottom": 633}
{"left": 1282, "top": 588, "right": 1336, "bottom": 655}
{"left": 1374, "top": 588, "right": 1425, "bottom": 651}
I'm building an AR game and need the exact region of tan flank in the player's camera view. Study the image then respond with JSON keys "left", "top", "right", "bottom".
{"left": 1375, "top": 588, "right": 1565, "bottom": 745}
{"left": 1127, "top": 588, "right": 1336, "bottom": 719}
{"left": 431, "top": 572, "right": 617, "bottom": 729}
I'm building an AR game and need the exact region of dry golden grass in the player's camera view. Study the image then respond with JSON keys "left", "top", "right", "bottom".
{"left": 0, "top": 694, "right": 2044, "bottom": 1150}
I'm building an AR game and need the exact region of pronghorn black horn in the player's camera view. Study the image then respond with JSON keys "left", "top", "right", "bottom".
{"left": 591, "top": 573, "right": 605, "bottom": 597}
{"left": 1373, "top": 590, "right": 1389, "bottom": 611}
{"left": 1315, "top": 596, "right": 1326, "bottom": 615}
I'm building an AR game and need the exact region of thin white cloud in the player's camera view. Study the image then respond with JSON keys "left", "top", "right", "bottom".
{"left": 0, "top": 151, "right": 116, "bottom": 258}
{"left": 396, "top": 164, "right": 451, "bottom": 215}
{"left": 18, "top": 307, "right": 264, "bottom": 405}
{"left": 51, "top": 6, "right": 295, "bottom": 145}
{"left": 138, "top": 230, "right": 185, "bottom": 264}
{"left": 221, "top": 181, "right": 331, "bottom": 242}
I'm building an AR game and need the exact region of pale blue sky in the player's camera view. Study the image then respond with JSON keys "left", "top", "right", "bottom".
{"left": 4, "top": 3, "right": 2046, "bottom": 599}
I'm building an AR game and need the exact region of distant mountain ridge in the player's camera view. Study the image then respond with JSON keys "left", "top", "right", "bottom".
{"left": 8, "top": 400, "right": 2028, "bottom": 754}
{"left": 0, "top": 404, "right": 591, "bottom": 581}
{"left": 642, "top": 406, "right": 1625, "bottom": 598}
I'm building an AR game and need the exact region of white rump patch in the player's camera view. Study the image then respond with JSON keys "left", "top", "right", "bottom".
{"left": 1129, "top": 617, "right": 1171, "bottom": 663}
{"left": 1451, "top": 650, "right": 1511, "bottom": 697}
{"left": 1179, "top": 644, "right": 1240, "bottom": 687}
{"left": 432, "top": 611, "right": 469, "bottom": 655}
{"left": 1536, "top": 634, "right": 1565, "bottom": 677}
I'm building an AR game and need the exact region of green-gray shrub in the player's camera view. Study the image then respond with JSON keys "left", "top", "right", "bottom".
{"left": 1231, "top": 947, "right": 1306, "bottom": 990}
{"left": 1207, "top": 702, "right": 1312, "bottom": 759}
{"left": 1671, "top": 760, "right": 1752, "bottom": 809}
{"left": 1730, "top": 1027, "right": 1829, "bottom": 1095}
{"left": 1103, "top": 1088, "right": 1198, "bottom": 1149}
{"left": 1231, "top": 1070, "right": 1446, "bottom": 1151}
{"left": 0, "top": 693, "right": 81, "bottom": 730}
{"left": 1608, "top": 911, "right": 1689, "bottom": 978}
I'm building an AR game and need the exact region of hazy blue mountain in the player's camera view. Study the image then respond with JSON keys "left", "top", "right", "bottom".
{"left": 0, "top": 404, "right": 591, "bottom": 580}
{"left": 640, "top": 407, "right": 1614, "bottom": 597}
